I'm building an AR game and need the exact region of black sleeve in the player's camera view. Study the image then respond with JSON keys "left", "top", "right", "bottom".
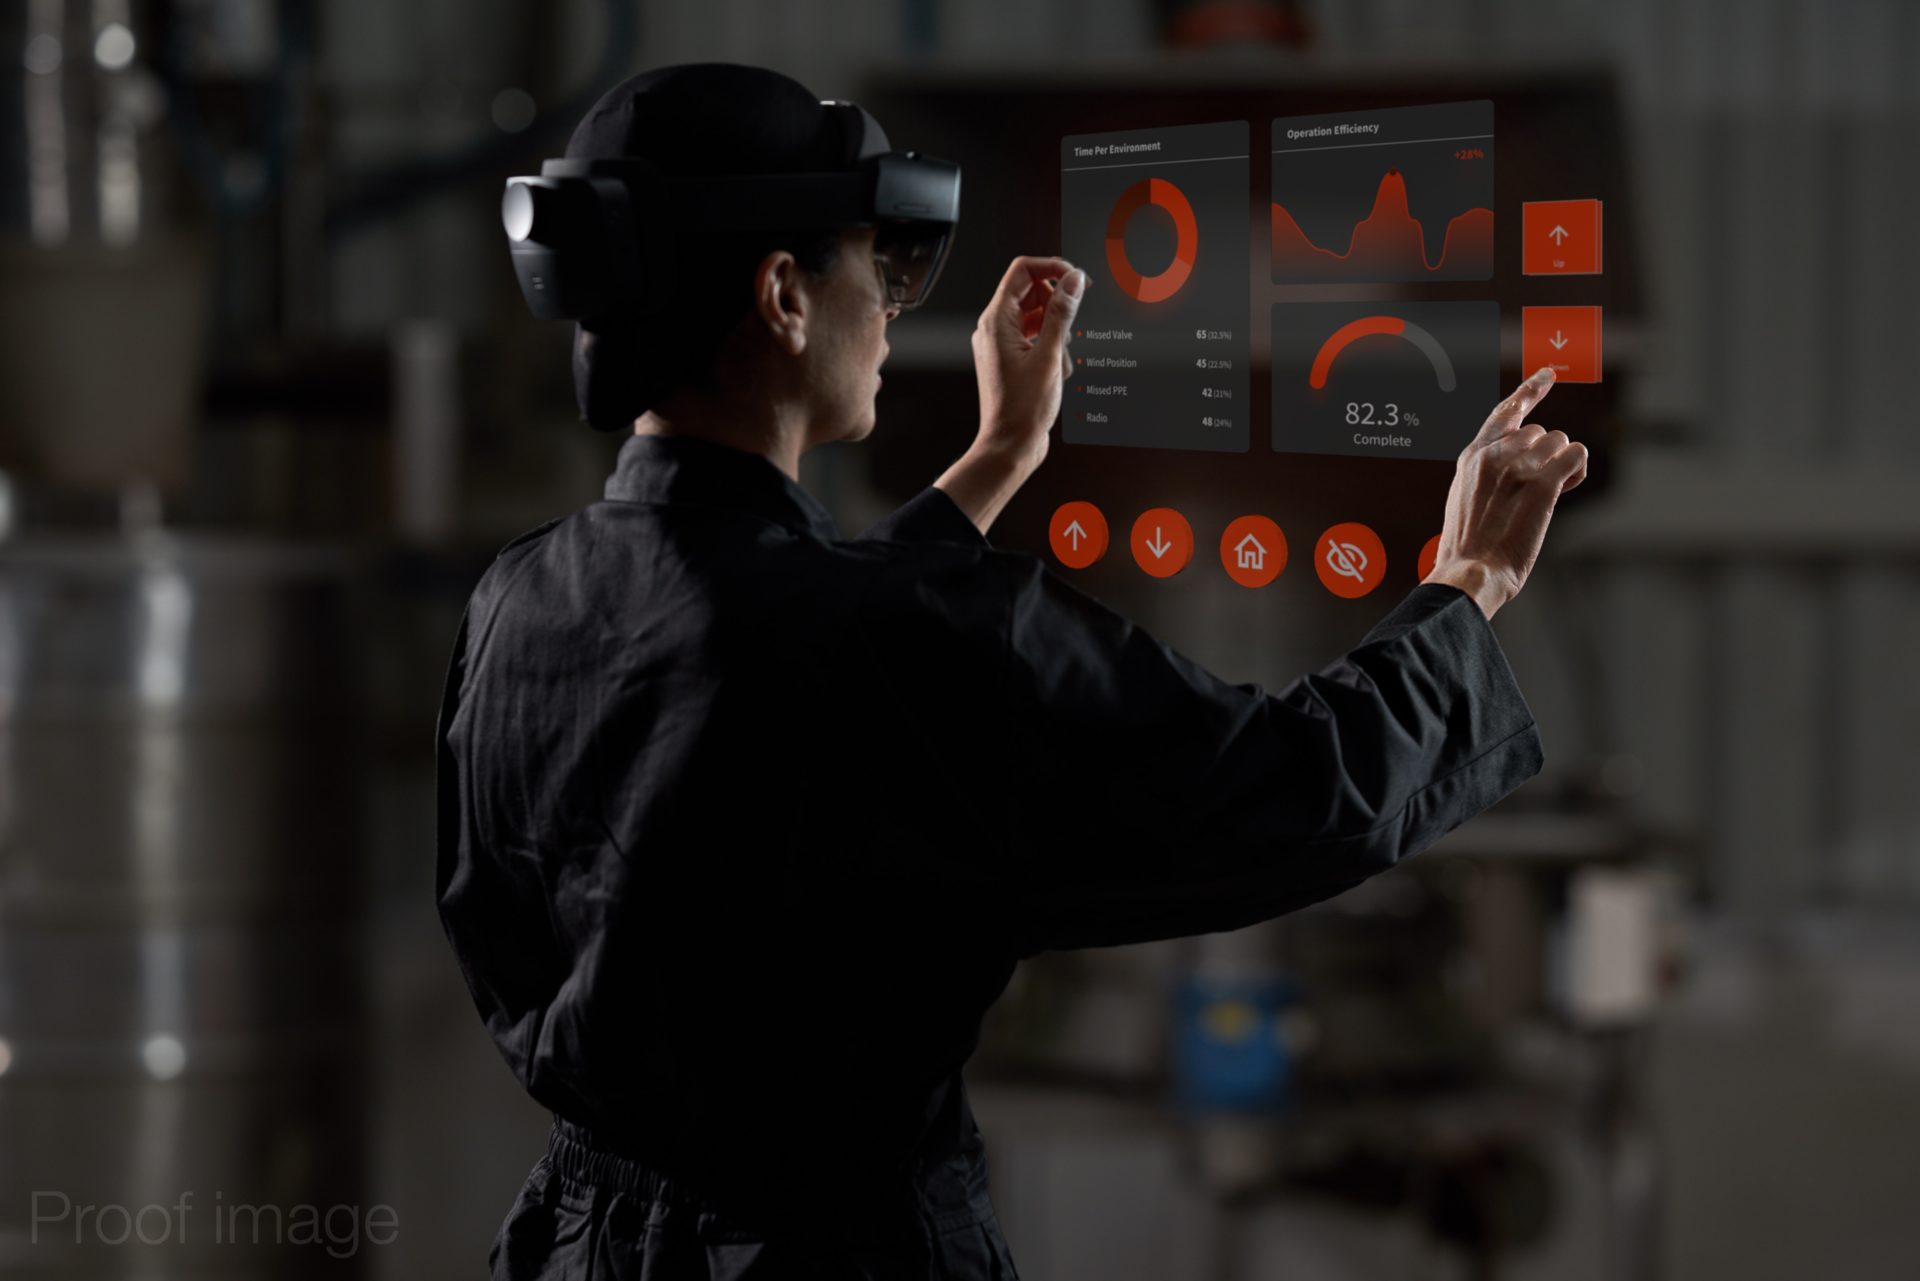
{"left": 993, "top": 558, "right": 1543, "bottom": 954}
{"left": 857, "top": 486, "right": 989, "bottom": 547}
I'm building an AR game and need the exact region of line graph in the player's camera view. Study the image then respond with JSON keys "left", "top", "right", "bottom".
{"left": 1271, "top": 169, "right": 1493, "bottom": 279}
{"left": 1270, "top": 101, "right": 1494, "bottom": 284}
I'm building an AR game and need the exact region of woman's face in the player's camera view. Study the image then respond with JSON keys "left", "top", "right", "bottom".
{"left": 800, "top": 228, "right": 899, "bottom": 446}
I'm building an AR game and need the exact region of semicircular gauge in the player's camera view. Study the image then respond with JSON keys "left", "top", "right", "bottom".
{"left": 1308, "top": 314, "right": 1457, "bottom": 392}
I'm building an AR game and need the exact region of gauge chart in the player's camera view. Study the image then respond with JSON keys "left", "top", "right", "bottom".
{"left": 1270, "top": 101, "right": 1494, "bottom": 284}
{"left": 1061, "top": 120, "right": 1249, "bottom": 452}
{"left": 1272, "top": 301, "right": 1498, "bottom": 460}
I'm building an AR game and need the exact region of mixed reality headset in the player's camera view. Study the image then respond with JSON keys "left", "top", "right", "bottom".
{"left": 502, "top": 101, "right": 959, "bottom": 323}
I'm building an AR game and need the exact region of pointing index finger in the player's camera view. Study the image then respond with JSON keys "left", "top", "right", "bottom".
{"left": 1478, "top": 366, "right": 1556, "bottom": 442}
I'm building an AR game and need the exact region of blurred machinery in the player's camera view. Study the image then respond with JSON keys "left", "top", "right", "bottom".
{"left": 0, "top": 0, "right": 210, "bottom": 492}
{"left": 0, "top": 533, "right": 367, "bottom": 1279}
{"left": 0, "top": 5, "right": 371, "bottom": 1277}
{"left": 0, "top": 4, "right": 635, "bottom": 1275}
{"left": 970, "top": 804, "right": 1678, "bottom": 1281}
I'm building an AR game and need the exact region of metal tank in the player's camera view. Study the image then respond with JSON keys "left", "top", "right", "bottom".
{"left": 0, "top": 530, "right": 367, "bottom": 1279}
{"left": 0, "top": 0, "right": 210, "bottom": 494}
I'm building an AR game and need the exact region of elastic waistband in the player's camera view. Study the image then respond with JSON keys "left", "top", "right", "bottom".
{"left": 545, "top": 1118, "right": 718, "bottom": 1207}
{"left": 542, "top": 1116, "right": 996, "bottom": 1238}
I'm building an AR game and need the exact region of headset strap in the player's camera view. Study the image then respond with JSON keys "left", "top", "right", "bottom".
{"left": 538, "top": 155, "right": 954, "bottom": 230}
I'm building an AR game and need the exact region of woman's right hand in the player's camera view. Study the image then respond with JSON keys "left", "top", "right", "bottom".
{"left": 1424, "top": 367, "right": 1588, "bottom": 619}
{"left": 969, "top": 256, "right": 1087, "bottom": 473}
{"left": 935, "top": 257, "right": 1088, "bottom": 534}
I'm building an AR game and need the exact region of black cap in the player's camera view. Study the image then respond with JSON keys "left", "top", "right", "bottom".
{"left": 564, "top": 64, "right": 882, "bottom": 430}
{"left": 564, "top": 63, "right": 884, "bottom": 176}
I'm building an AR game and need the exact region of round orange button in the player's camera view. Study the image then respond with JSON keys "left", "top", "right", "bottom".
{"left": 1130, "top": 507, "right": 1194, "bottom": 578}
{"left": 1219, "top": 515, "right": 1287, "bottom": 588}
{"left": 1049, "top": 501, "right": 1109, "bottom": 569}
{"left": 1417, "top": 534, "right": 1442, "bottom": 582}
{"left": 1313, "top": 522, "right": 1387, "bottom": 599}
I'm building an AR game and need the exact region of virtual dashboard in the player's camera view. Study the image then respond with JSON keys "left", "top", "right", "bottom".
{"left": 1060, "top": 121, "right": 1250, "bottom": 453}
{"left": 1051, "top": 98, "right": 1604, "bottom": 599}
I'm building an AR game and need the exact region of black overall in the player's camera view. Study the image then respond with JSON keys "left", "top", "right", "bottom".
{"left": 436, "top": 433, "right": 1543, "bottom": 1278}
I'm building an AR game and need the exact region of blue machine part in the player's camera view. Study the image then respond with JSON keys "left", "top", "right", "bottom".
{"left": 1172, "top": 973, "right": 1300, "bottom": 1113}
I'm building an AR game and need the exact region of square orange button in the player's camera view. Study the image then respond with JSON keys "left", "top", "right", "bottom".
{"left": 1522, "top": 306, "right": 1602, "bottom": 383}
{"left": 1522, "top": 199, "right": 1602, "bottom": 275}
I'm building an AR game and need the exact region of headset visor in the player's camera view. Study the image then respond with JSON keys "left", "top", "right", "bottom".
{"left": 872, "top": 221, "right": 951, "bottom": 311}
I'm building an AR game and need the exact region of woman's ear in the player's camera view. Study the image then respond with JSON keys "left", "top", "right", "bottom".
{"left": 751, "top": 250, "right": 809, "bottom": 357}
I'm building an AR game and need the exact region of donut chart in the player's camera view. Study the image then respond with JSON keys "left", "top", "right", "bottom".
{"left": 1062, "top": 120, "right": 1247, "bottom": 453}
{"left": 1105, "top": 177, "right": 1198, "bottom": 303}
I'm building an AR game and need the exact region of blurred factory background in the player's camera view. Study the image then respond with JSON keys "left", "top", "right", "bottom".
{"left": 2, "top": 0, "right": 1917, "bottom": 1278}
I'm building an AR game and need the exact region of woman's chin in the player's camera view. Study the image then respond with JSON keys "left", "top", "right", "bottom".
{"left": 843, "top": 397, "right": 880, "bottom": 441}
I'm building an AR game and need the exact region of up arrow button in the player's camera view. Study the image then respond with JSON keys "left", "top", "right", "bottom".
{"left": 1048, "top": 502, "right": 1109, "bottom": 569}
{"left": 1522, "top": 199, "right": 1603, "bottom": 275}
